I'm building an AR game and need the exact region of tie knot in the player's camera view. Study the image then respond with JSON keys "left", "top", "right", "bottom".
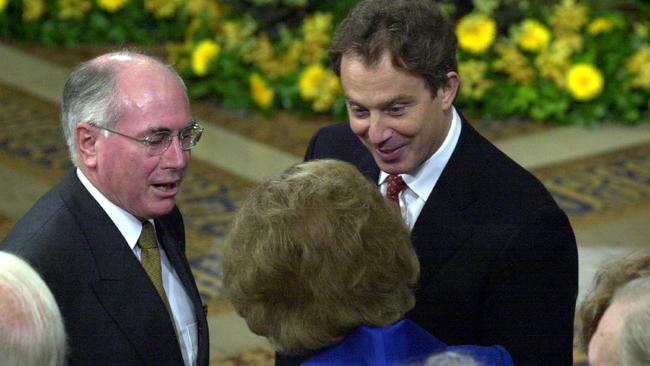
{"left": 387, "top": 174, "right": 406, "bottom": 207}
{"left": 139, "top": 221, "right": 158, "bottom": 250}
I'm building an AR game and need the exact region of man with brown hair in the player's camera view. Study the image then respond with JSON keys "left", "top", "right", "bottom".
{"left": 226, "top": 159, "right": 514, "bottom": 366}
{"left": 280, "top": 1, "right": 579, "bottom": 365}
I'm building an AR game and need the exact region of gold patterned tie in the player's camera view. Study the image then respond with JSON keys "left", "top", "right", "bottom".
{"left": 139, "top": 221, "right": 173, "bottom": 315}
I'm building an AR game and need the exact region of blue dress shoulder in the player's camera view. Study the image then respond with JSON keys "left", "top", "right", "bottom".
{"left": 301, "top": 319, "right": 514, "bottom": 366}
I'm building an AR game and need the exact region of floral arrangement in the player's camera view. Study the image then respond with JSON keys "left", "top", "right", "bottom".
{"left": 0, "top": 0, "right": 192, "bottom": 43}
{"left": 1, "top": 0, "right": 649, "bottom": 125}
{"left": 167, "top": 7, "right": 346, "bottom": 117}
{"left": 455, "top": 0, "right": 650, "bottom": 125}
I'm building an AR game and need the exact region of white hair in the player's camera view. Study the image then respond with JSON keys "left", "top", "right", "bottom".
{"left": 612, "top": 277, "right": 650, "bottom": 366}
{"left": 420, "top": 351, "right": 481, "bottom": 366}
{"left": 0, "top": 252, "right": 67, "bottom": 366}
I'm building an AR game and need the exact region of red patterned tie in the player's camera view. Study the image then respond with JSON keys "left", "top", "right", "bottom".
{"left": 387, "top": 174, "right": 406, "bottom": 208}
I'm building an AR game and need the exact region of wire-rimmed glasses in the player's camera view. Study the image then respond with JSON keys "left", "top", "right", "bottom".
{"left": 91, "top": 121, "right": 204, "bottom": 155}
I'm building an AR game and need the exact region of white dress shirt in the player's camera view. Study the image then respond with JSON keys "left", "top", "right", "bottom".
{"left": 379, "top": 107, "right": 462, "bottom": 229}
{"left": 77, "top": 169, "right": 198, "bottom": 366}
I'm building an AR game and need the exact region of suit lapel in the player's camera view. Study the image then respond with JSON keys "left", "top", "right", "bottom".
{"left": 344, "top": 118, "right": 482, "bottom": 283}
{"left": 411, "top": 119, "right": 482, "bottom": 277}
{"left": 411, "top": 185, "right": 474, "bottom": 276}
{"left": 155, "top": 218, "right": 210, "bottom": 365}
{"left": 61, "top": 171, "right": 184, "bottom": 364}
{"left": 156, "top": 219, "right": 205, "bottom": 314}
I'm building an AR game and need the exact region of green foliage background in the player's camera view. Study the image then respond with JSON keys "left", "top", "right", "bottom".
{"left": 1, "top": 0, "right": 649, "bottom": 125}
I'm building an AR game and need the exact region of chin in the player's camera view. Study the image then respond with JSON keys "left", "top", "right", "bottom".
{"left": 378, "top": 162, "right": 411, "bottom": 175}
{"left": 145, "top": 204, "right": 176, "bottom": 219}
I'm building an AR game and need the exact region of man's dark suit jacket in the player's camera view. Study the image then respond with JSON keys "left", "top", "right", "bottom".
{"left": 278, "top": 117, "right": 578, "bottom": 366}
{"left": 1, "top": 170, "right": 209, "bottom": 366}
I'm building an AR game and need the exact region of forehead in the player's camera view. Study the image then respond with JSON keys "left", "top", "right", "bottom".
{"left": 340, "top": 53, "right": 427, "bottom": 106}
{"left": 115, "top": 63, "right": 190, "bottom": 131}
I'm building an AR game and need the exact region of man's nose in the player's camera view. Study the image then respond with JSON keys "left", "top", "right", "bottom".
{"left": 367, "top": 113, "right": 390, "bottom": 144}
{"left": 161, "top": 136, "right": 188, "bottom": 169}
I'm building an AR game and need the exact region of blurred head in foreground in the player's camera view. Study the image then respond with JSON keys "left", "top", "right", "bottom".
{"left": 579, "top": 251, "right": 650, "bottom": 366}
{"left": 0, "top": 251, "right": 67, "bottom": 366}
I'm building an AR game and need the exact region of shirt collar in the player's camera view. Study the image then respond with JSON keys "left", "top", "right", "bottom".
{"left": 379, "top": 106, "right": 462, "bottom": 201}
{"left": 76, "top": 168, "right": 143, "bottom": 250}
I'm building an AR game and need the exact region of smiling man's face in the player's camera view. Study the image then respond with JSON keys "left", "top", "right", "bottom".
{"left": 341, "top": 52, "right": 456, "bottom": 175}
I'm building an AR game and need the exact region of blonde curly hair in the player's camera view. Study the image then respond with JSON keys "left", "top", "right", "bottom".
{"left": 224, "top": 159, "right": 419, "bottom": 355}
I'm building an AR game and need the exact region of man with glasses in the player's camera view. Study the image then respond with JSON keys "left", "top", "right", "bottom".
{"left": 1, "top": 50, "right": 209, "bottom": 366}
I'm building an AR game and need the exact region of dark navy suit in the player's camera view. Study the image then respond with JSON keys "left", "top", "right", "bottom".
{"left": 2, "top": 169, "right": 209, "bottom": 366}
{"left": 278, "top": 117, "right": 578, "bottom": 366}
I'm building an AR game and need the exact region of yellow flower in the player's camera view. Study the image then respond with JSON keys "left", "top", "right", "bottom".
{"left": 220, "top": 20, "right": 248, "bottom": 51}
{"left": 22, "top": 0, "right": 45, "bottom": 21}
{"left": 191, "top": 39, "right": 220, "bottom": 77}
{"left": 548, "top": 0, "right": 589, "bottom": 36}
{"left": 299, "top": 64, "right": 341, "bottom": 112}
{"left": 98, "top": 0, "right": 127, "bottom": 12}
{"left": 243, "top": 33, "right": 274, "bottom": 65}
{"left": 144, "top": 0, "right": 180, "bottom": 18}
{"left": 249, "top": 73, "right": 275, "bottom": 109}
{"left": 244, "top": 33, "right": 294, "bottom": 78}
{"left": 301, "top": 12, "right": 333, "bottom": 65}
{"left": 186, "top": 0, "right": 221, "bottom": 18}
{"left": 516, "top": 19, "right": 551, "bottom": 53}
{"left": 625, "top": 46, "right": 650, "bottom": 90}
{"left": 587, "top": 17, "right": 614, "bottom": 35}
{"left": 493, "top": 42, "right": 536, "bottom": 85}
{"left": 299, "top": 64, "right": 326, "bottom": 100}
{"left": 282, "top": 40, "right": 302, "bottom": 73}
{"left": 459, "top": 60, "right": 493, "bottom": 99}
{"left": 57, "top": 0, "right": 91, "bottom": 20}
{"left": 303, "top": 11, "right": 332, "bottom": 34}
{"left": 554, "top": 34, "right": 583, "bottom": 54}
{"left": 312, "top": 72, "right": 341, "bottom": 112}
{"left": 456, "top": 13, "right": 497, "bottom": 55}
{"left": 0, "top": 0, "right": 8, "bottom": 12}
{"left": 566, "top": 64, "right": 604, "bottom": 101}
{"left": 535, "top": 40, "right": 572, "bottom": 88}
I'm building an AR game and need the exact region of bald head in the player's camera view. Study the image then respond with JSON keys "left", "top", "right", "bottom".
{"left": 61, "top": 50, "right": 187, "bottom": 166}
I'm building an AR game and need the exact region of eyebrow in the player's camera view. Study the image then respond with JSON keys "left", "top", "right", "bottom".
{"left": 345, "top": 95, "right": 415, "bottom": 109}
{"left": 147, "top": 119, "right": 197, "bottom": 133}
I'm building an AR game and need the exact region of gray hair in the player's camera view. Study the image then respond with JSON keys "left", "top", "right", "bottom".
{"left": 612, "top": 277, "right": 650, "bottom": 366}
{"left": 419, "top": 351, "right": 481, "bottom": 366}
{"left": 0, "top": 251, "right": 67, "bottom": 366}
{"left": 61, "top": 50, "right": 188, "bottom": 166}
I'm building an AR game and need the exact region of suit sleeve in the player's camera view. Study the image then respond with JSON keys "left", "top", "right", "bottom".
{"left": 304, "top": 128, "right": 321, "bottom": 161}
{"left": 481, "top": 206, "right": 578, "bottom": 366}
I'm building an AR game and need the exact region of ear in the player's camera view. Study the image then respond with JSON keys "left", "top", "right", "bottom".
{"left": 76, "top": 122, "right": 100, "bottom": 168}
{"left": 439, "top": 71, "right": 460, "bottom": 111}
